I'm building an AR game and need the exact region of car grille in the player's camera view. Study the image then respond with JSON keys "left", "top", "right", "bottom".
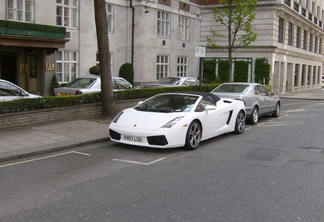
{"left": 109, "top": 129, "right": 121, "bottom": 140}
{"left": 147, "top": 135, "right": 168, "bottom": 146}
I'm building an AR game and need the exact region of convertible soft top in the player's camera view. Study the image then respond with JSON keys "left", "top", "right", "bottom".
{"left": 163, "top": 91, "right": 221, "bottom": 103}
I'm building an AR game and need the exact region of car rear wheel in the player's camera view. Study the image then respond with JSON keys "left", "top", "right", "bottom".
{"left": 248, "top": 106, "right": 259, "bottom": 125}
{"left": 234, "top": 111, "right": 245, "bottom": 134}
{"left": 184, "top": 121, "right": 201, "bottom": 150}
{"left": 272, "top": 102, "right": 280, "bottom": 117}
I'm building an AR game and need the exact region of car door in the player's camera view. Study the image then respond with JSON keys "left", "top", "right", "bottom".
{"left": 256, "top": 85, "right": 272, "bottom": 113}
{"left": 196, "top": 98, "right": 230, "bottom": 139}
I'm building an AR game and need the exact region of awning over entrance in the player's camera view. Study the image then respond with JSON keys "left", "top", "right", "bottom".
{"left": 0, "top": 34, "right": 69, "bottom": 49}
{"left": 0, "top": 20, "right": 69, "bottom": 49}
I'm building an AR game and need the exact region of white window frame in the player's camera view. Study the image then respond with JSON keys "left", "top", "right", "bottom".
{"left": 56, "top": 50, "right": 78, "bottom": 83}
{"left": 6, "top": 0, "right": 34, "bottom": 22}
{"left": 56, "top": 0, "right": 78, "bottom": 28}
{"left": 106, "top": 3, "right": 113, "bottom": 33}
{"left": 156, "top": 55, "right": 169, "bottom": 79}
{"left": 179, "top": 16, "right": 189, "bottom": 40}
{"left": 157, "top": 11, "right": 170, "bottom": 38}
{"left": 177, "top": 56, "right": 188, "bottom": 77}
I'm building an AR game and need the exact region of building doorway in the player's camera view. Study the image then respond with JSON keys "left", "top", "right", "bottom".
{"left": 0, "top": 55, "right": 17, "bottom": 84}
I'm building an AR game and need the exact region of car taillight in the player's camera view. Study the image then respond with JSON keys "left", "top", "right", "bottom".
{"left": 75, "top": 90, "right": 83, "bottom": 95}
{"left": 235, "top": 98, "right": 246, "bottom": 106}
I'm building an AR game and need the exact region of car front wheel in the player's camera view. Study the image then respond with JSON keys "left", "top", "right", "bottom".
{"left": 184, "top": 121, "right": 202, "bottom": 150}
{"left": 272, "top": 102, "right": 280, "bottom": 117}
{"left": 234, "top": 110, "right": 245, "bottom": 134}
{"left": 248, "top": 106, "right": 259, "bottom": 125}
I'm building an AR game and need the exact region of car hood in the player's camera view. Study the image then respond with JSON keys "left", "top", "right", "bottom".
{"left": 113, "top": 108, "right": 187, "bottom": 130}
{"left": 27, "top": 93, "right": 42, "bottom": 98}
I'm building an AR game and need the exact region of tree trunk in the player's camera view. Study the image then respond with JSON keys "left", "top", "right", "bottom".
{"left": 228, "top": 0, "right": 233, "bottom": 82}
{"left": 94, "top": 0, "right": 114, "bottom": 118}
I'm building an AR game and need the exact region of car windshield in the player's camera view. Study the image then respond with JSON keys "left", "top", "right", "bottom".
{"left": 157, "top": 77, "right": 180, "bottom": 85}
{"left": 135, "top": 94, "right": 199, "bottom": 113}
{"left": 212, "top": 84, "right": 249, "bottom": 93}
{"left": 66, "top": 78, "right": 97, "bottom": 88}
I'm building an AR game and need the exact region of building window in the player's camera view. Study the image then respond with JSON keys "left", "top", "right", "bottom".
{"left": 177, "top": 57, "right": 188, "bottom": 77}
{"left": 319, "top": 38, "right": 322, "bottom": 54}
{"left": 309, "top": 33, "right": 313, "bottom": 52}
{"left": 179, "top": 16, "right": 189, "bottom": 40}
{"left": 294, "top": 64, "right": 299, "bottom": 87}
{"left": 157, "top": 11, "right": 170, "bottom": 38}
{"left": 6, "top": 0, "right": 34, "bottom": 22}
{"left": 303, "top": 30, "right": 307, "bottom": 50}
{"left": 56, "top": 51, "right": 78, "bottom": 83}
{"left": 314, "top": 36, "right": 318, "bottom": 53}
{"left": 288, "top": 22, "right": 293, "bottom": 46}
{"left": 296, "top": 26, "right": 301, "bottom": 48}
{"left": 278, "top": 17, "right": 284, "bottom": 43}
{"left": 56, "top": 0, "right": 78, "bottom": 28}
{"left": 156, "top": 55, "right": 169, "bottom": 79}
{"left": 106, "top": 4, "right": 113, "bottom": 33}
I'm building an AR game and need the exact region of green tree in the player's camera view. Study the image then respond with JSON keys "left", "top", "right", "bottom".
{"left": 207, "top": 0, "right": 257, "bottom": 82}
{"left": 94, "top": 0, "right": 113, "bottom": 118}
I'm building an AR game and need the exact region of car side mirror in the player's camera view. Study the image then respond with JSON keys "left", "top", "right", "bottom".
{"left": 205, "top": 105, "right": 216, "bottom": 112}
{"left": 270, "top": 92, "right": 275, "bottom": 96}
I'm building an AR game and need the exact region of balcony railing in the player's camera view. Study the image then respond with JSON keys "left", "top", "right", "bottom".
{"left": 0, "top": 20, "right": 66, "bottom": 39}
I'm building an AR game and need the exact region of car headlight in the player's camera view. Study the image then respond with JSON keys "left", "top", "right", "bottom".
{"left": 161, "top": 117, "right": 184, "bottom": 128}
{"left": 112, "top": 111, "right": 123, "bottom": 123}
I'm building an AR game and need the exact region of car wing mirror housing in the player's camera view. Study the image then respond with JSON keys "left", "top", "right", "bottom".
{"left": 205, "top": 105, "right": 216, "bottom": 112}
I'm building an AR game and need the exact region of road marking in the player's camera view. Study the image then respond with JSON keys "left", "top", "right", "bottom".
{"left": 113, "top": 157, "right": 167, "bottom": 166}
{"left": 71, "top": 151, "right": 92, "bottom": 156}
{"left": 0, "top": 151, "right": 91, "bottom": 168}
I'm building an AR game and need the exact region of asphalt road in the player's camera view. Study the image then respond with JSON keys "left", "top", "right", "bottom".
{"left": 1, "top": 98, "right": 324, "bottom": 222}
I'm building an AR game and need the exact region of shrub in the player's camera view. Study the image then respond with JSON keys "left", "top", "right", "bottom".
{"left": 255, "top": 58, "right": 271, "bottom": 85}
{"left": 119, "top": 63, "right": 134, "bottom": 85}
{"left": 89, "top": 65, "right": 100, "bottom": 76}
{"left": 234, "top": 60, "right": 249, "bottom": 82}
{"left": 203, "top": 59, "right": 216, "bottom": 82}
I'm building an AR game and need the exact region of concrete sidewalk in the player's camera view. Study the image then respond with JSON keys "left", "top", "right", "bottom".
{"left": 0, "top": 88, "right": 323, "bottom": 163}
{"left": 0, "top": 119, "right": 110, "bottom": 163}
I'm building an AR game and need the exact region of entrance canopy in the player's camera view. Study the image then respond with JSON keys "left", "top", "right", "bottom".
{"left": 0, "top": 34, "right": 69, "bottom": 49}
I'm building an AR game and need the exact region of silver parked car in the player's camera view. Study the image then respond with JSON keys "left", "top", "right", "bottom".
{"left": 0, "top": 79, "right": 41, "bottom": 101}
{"left": 211, "top": 82, "right": 280, "bottom": 124}
{"left": 143, "top": 77, "right": 200, "bottom": 88}
{"left": 53, "top": 76, "right": 133, "bottom": 96}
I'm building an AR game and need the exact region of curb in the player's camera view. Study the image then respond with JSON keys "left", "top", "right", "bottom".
{"left": 0, "top": 138, "right": 110, "bottom": 164}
